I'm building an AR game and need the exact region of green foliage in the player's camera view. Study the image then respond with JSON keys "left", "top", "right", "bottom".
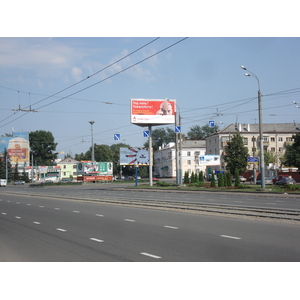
{"left": 183, "top": 171, "right": 190, "bottom": 184}
{"left": 234, "top": 169, "right": 240, "bottom": 187}
{"left": 143, "top": 127, "right": 176, "bottom": 151}
{"left": 191, "top": 171, "right": 196, "bottom": 183}
{"left": 218, "top": 173, "right": 224, "bottom": 187}
{"left": 225, "top": 172, "right": 232, "bottom": 187}
{"left": 210, "top": 173, "right": 216, "bottom": 187}
{"left": 198, "top": 170, "right": 204, "bottom": 183}
{"left": 29, "top": 130, "right": 58, "bottom": 165}
{"left": 224, "top": 132, "right": 249, "bottom": 175}
{"left": 283, "top": 133, "right": 300, "bottom": 169}
{"left": 187, "top": 124, "right": 219, "bottom": 140}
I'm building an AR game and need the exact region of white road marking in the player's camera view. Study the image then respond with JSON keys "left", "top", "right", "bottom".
{"left": 73, "top": 210, "right": 80, "bottom": 213}
{"left": 140, "top": 252, "right": 161, "bottom": 259}
{"left": 7, "top": 201, "right": 10, "bottom": 202}
{"left": 15, "top": 216, "right": 22, "bottom": 219}
{"left": 1, "top": 212, "right": 7, "bottom": 215}
{"left": 56, "top": 228, "right": 67, "bottom": 232}
{"left": 16, "top": 202, "right": 20, "bottom": 204}
{"left": 90, "top": 238, "right": 104, "bottom": 243}
{"left": 27, "top": 204, "right": 31, "bottom": 206}
{"left": 96, "top": 214, "right": 104, "bottom": 217}
{"left": 125, "top": 219, "right": 136, "bottom": 222}
{"left": 164, "top": 225, "right": 178, "bottom": 229}
{"left": 220, "top": 235, "right": 241, "bottom": 240}
{"left": 33, "top": 222, "right": 41, "bottom": 225}
{"left": 39, "top": 206, "right": 44, "bottom": 208}
{"left": 54, "top": 208, "right": 60, "bottom": 210}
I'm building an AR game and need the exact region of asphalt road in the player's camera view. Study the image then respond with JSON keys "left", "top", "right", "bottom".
{"left": 1, "top": 187, "right": 300, "bottom": 261}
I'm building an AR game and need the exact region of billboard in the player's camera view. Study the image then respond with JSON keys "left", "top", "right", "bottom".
{"left": 120, "top": 147, "right": 150, "bottom": 165}
{"left": 130, "top": 99, "right": 176, "bottom": 126}
{"left": 76, "top": 162, "right": 113, "bottom": 175}
{"left": 196, "top": 155, "right": 220, "bottom": 166}
{"left": 0, "top": 132, "right": 30, "bottom": 166}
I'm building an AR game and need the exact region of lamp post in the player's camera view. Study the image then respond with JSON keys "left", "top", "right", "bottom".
{"left": 240, "top": 66, "right": 265, "bottom": 188}
{"left": 89, "top": 121, "right": 95, "bottom": 166}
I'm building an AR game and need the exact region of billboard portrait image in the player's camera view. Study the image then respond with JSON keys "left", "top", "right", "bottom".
{"left": 130, "top": 99, "right": 176, "bottom": 126}
{"left": 120, "top": 147, "right": 150, "bottom": 165}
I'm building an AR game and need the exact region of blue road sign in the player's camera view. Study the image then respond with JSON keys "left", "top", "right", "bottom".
{"left": 114, "top": 133, "right": 121, "bottom": 140}
{"left": 208, "top": 120, "right": 215, "bottom": 128}
{"left": 143, "top": 131, "right": 150, "bottom": 137}
{"left": 175, "top": 126, "right": 181, "bottom": 133}
{"left": 247, "top": 157, "right": 258, "bottom": 164}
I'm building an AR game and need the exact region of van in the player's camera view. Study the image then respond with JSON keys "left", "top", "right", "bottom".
{"left": 0, "top": 179, "right": 7, "bottom": 187}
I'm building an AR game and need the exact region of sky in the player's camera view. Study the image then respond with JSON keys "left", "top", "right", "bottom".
{"left": 1, "top": 2, "right": 300, "bottom": 160}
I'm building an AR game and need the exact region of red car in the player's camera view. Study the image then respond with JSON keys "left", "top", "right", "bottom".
{"left": 272, "top": 175, "right": 289, "bottom": 185}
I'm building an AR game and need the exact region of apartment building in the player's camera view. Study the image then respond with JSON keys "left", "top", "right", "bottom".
{"left": 154, "top": 140, "right": 206, "bottom": 178}
{"left": 206, "top": 123, "right": 300, "bottom": 170}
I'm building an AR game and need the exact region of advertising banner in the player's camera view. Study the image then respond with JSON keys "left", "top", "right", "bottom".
{"left": 196, "top": 155, "right": 220, "bottom": 166}
{"left": 76, "top": 162, "right": 113, "bottom": 175}
{"left": 120, "top": 147, "right": 150, "bottom": 165}
{"left": 0, "top": 132, "right": 29, "bottom": 166}
{"left": 130, "top": 99, "right": 176, "bottom": 126}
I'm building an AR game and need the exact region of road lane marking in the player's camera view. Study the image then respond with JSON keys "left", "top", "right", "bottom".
{"left": 33, "top": 222, "right": 41, "bottom": 225}
{"left": 125, "top": 219, "right": 136, "bottom": 222}
{"left": 220, "top": 235, "right": 241, "bottom": 240}
{"left": 39, "top": 206, "right": 44, "bottom": 208}
{"left": 54, "top": 208, "right": 60, "bottom": 210}
{"left": 16, "top": 202, "right": 20, "bottom": 204}
{"left": 140, "top": 252, "right": 161, "bottom": 259}
{"left": 1, "top": 212, "right": 7, "bottom": 215}
{"left": 15, "top": 216, "right": 22, "bottom": 219}
{"left": 90, "top": 238, "right": 104, "bottom": 243}
{"left": 96, "top": 214, "right": 104, "bottom": 217}
{"left": 56, "top": 228, "right": 67, "bottom": 232}
{"left": 27, "top": 204, "right": 31, "bottom": 206}
{"left": 164, "top": 225, "right": 178, "bottom": 229}
{"left": 73, "top": 211, "right": 80, "bottom": 213}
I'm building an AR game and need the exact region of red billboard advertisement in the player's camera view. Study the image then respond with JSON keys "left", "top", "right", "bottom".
{"left": 130, "top": 99, "right": 176, "bottom": 126}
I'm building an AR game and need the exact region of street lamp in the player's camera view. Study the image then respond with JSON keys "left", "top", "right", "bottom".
{"left": 89, "top": 121, "right": 95, "bottom": 166}
{"left": 240, "top": 65, "right": 265, "bottom": 188}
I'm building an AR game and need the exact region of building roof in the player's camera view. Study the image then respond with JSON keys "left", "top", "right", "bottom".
{"left": 56, "top": 157, "right": 79, "bottom": 164}
{"left": 210, "top": 123, "right": 300, "bottom": 136}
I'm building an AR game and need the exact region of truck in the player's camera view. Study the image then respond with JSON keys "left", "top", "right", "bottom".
{"left": 0, "top": 179, "right": 7, "bottom": 187}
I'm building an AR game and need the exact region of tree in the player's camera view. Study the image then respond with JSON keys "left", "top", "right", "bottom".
{"left": 29, "top": 130, "right": 58, "bottom": 166}
{"left": 210, "top": 173, "right": 216, "bottom": 187}
{"left": 198, "top": 171, "right": 204, "bottom": 183}
{"left": 187, "top": 124, "right": 219, "bottom": 140}
{"left": 143, "top": 127, "right": 176, "bottom": 151}
{"left": 183, "top": 171, "right": 189, "bottom": 184}
{"left": 224, "top": 132, "right": 249, "bottom": 175}
{"left": 234, "top": 169, "right": 240, "bottom": 187}
{"left": 218, "top": 173, "right": 224, "bottom": 187}
{"left": 283, "top": 133, "right": 300, "bottom": 169}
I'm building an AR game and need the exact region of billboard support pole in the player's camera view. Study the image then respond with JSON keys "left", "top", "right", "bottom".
{"left": 148, "top": 125, "right": 153, "bottom": 187}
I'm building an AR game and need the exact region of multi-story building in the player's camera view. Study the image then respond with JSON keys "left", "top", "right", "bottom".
{"left": 154, "top": 140, "right": 206, "bottom": 178}
{"left": 206, "top": 123, "right": 300, "bottom": 170}
{"left": 56, "top": 157, "right": 80, "bottom": 179}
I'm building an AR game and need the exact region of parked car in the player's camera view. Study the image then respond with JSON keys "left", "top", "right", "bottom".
{"left": 275, "top": 177, "right": 296, "bottom": 185}
{"left": 152, "top": 177, "right": 159, "bottom": 181}
{"left": 272, "top": 175, "right": 289, "bottom": 185}
{"left": 13, "top": 180, "right": 25, "bottom": 185}
{"left": 0, "top": 179, "right": 7, "bottom": 187}
{"left": 60, "top": 178, "right": 72, "bottom": 182}
{"left": 232, "top": 176, "right": 247, "bottom": 183}
{"left": 256, "top": 177, "right": 274, "bottom": 185}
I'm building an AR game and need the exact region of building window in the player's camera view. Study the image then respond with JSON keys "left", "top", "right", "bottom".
{"left": 263, "top": 136, "right": 269, "bottom": 142}
{"left": 63, "top": 172, "right": 66, "bottom": 176}
{"left": 279, "top": 147, "right": 283, "bottom": 152}
{"left": 73, "top": 164, "right": 77, "bottom": 169}
{"left": 286, "top": 137, "right": 293, "bottom": 142}
{"left": 271, "top": 137, "right": 275, "bottom": 142}
{"left": 195, "top": 151, "right": 200, "bottom": 156}
{"left": 243, "top": 138, "right": 248, "bottom": 145}
{"left": 63, "top": 165, "right": 66, "bottom": 169}
{"left": 278, "top": 137, "right": 283, "bottom": 142}
{"left": 187, "top": 160, "right": 191, "bottom": 165}
{"left": 271, "top": 147, "right": 275, "bottom": 152}
{"left": 187, "top": 151, "right": 191, "bottom": 156}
